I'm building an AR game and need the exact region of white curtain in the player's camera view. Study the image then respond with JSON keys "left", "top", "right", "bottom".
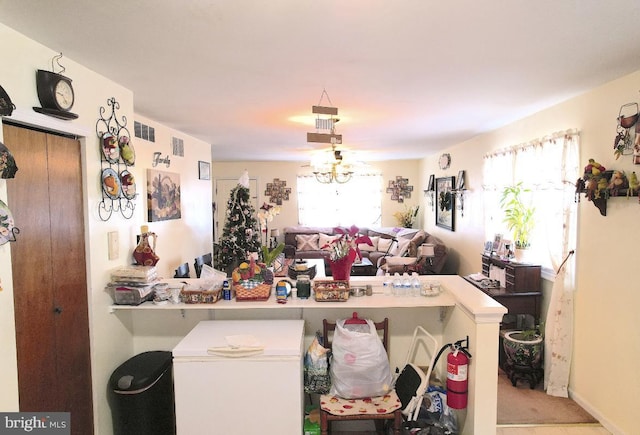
{"left": 297, "top": 173, "right": 382, "bottom": 227}
{"left": 483, "top": 130, "right": 579, "bottom": 397}
{"left": 543, "top": 133, "right": 579, "bottom": 397}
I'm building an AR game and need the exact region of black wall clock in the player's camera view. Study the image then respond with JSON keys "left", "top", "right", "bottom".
{"left": 33, "top": 69, "right": 78, "bottom": 120}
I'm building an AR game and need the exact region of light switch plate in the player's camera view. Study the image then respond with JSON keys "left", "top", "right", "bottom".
{"left": 108, "top": 231, "right": 119, "bottom": 260}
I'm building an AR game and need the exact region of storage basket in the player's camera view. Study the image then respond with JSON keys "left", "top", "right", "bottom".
{"left": 314, "top": 280, "right": 350, "bottom": 302}
{"left": 288, "top": 263, "right": 317, "bottom": 280}
{"left": 234, "top": 281, "right": 272, "bottom": 301}
{"left": 180, "top": 285, "right": 222, "bottom": 304}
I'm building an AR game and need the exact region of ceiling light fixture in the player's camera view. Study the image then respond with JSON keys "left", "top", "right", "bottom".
{"left": 312, "top": 144, "right": 354, "bottom": 184}
{"left": 307, "top": 90, "right": 353, "bottom": 184}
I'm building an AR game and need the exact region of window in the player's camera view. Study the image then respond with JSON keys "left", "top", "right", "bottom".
{"left": 297, "top": 174, "right": 383, "bottom": 227}
{"left": 483, "top": 130, "right": 580, "bottom": 273}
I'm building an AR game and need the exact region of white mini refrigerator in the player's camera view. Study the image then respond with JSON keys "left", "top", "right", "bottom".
{"left": 172, "top": 319, "right": 305, "bottom": 434}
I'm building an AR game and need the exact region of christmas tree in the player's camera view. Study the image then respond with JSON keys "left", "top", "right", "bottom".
{"left": 214, "top": 173, "right": 261, "bottom": 274}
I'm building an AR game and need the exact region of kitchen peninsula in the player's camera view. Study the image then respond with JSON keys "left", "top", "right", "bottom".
{"left": 110, "top": 274, "right": 507, "bottom": 435}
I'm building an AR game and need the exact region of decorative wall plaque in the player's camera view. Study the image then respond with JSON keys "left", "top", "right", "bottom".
{"left": 264, "top": 178, "right": 291, "bottom": 205}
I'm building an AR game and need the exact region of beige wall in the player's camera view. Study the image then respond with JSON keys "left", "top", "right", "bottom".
{"left": 420, "top": 70, "right": 640, "bottom": 434}
{"left": 0, "top": 23, "right": 212, "bottom": 434}
{"left": 210, "top": 160, "right": 422, "bottom": 234}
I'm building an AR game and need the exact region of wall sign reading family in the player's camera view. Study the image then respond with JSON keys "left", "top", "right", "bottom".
{"left": 435, "top": 176, "right": 455, "bottom": 231}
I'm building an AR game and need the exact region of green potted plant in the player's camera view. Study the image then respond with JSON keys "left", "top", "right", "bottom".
{"left": 500, "top": 182, "right": 535, "bottom": 261}
{"left": 260, "top": 242, "right": 285, "bottom": 270}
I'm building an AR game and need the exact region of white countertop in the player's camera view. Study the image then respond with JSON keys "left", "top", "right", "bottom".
{"left": 110, "top": 275, "right": 507, "bottom": 323}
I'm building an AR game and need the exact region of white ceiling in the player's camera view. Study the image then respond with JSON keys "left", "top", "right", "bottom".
{"left": 2, "top": 0, "right": 640, "bottom": 162}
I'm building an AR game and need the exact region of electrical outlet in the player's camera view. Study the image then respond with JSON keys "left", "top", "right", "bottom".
{"left": 108, "top": 231, "right": 119, "bottom": 260}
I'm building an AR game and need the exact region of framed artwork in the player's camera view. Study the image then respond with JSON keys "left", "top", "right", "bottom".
{"left": 435, "top": 176, "right": 455, "bottom": 231}
{"left": 264, "top": 178, "right": 291, "bottom": 205}
{"left": 147, "top": 169, "right": 182, "bottom": 222}
{"left": 492, "top": 234, "right": 503, "bottom": 252}
{"left": 198, "top": 161, "right": 211, "bottom": 180}
{"left": 386, "top": 176, "right": 413, "bottom": 203}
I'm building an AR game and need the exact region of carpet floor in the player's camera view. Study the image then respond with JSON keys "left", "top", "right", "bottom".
{"left": 497, "top": 368, "right": 598, "bottom": 425}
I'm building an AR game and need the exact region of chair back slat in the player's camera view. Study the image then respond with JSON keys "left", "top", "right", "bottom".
{"left": 174, "top": 262, "right": 190, "bottom": 278}
{"left": 194, "top": 253, "right": 213, "bottom": 278}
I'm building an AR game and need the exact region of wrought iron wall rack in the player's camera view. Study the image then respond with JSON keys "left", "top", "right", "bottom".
{"left": 96, "top": 97, "right": 136, "bottom": 221}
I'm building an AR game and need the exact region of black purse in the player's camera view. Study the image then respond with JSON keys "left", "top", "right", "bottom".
{"left": 0, "top": 84, "right": 16, "bottom": 116}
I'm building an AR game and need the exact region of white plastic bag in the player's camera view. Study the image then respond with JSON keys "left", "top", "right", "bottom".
{"left": 329, "top": 319, "right": 392, "bottom": 399}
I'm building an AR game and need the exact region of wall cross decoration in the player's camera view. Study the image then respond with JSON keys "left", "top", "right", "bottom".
{"left": 264, "top": 178, "right": 291, "bottom": 205}
{"left": 386, "top": 176, "right": 413, "bottom": 203}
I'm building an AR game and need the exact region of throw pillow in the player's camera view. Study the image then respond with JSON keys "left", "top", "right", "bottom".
{"left": 296, "top": 234, "right": 320, "bottom": 251}
{"left": 377, "top": 238, "right": 393, "bottom": 254}
{"left": 318, "top": 233, "right": 338, "bottom": 251}
{"left": 359, "top": 235, "right": 378, "bottom": 252}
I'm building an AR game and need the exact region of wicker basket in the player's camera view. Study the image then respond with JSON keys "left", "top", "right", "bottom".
{"left": 314, "top": 280, "right": 350, "bottom": 302}
{"left": 234, "top": 281, "right": 272, "bottom": 301}
{"left": 180, "top": 286, "right": 223, "bottom": 304}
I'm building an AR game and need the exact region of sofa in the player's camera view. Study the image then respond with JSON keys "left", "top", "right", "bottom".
{"left": 283, "top": 226, "right": 448, "bottom": 275}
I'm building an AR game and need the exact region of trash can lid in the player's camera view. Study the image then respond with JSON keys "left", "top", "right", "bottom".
{"left": 109, "top": 351, "right": 172, "bottom": 392}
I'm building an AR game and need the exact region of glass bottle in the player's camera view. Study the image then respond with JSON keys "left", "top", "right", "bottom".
{"left": 296, "top": 274, "right": 311, "bottom": 299}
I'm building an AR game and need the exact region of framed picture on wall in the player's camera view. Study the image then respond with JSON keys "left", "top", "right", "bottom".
{"left": 435, "top": 176, "right": 455, "bottom": 231}
{"left": 147, "top": 169, "right": 182, "bottom": 222}
{"left": 198, "top": 161, "right": 211, "bottom": 180}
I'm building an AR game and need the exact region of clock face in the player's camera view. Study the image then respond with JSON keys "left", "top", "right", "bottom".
{"left": 54, "top": 80, "right": 74, "bottom": 111}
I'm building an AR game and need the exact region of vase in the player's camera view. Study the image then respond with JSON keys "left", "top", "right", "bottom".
{"left": 503, "top": 331, "right": 543, "bottom": 369}
{"left": 133, "top": 226, "right": 159, "bottom": 266}
{"left": 514, "top": 248, "right": 528, "bottom": 263}
{"left": 329, "top": 256, "right": 353, "bottom": 281}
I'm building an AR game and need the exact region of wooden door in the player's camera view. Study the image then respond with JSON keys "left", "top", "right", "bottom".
{"left": 4, "top": 123, "right": 93, "bottom": 435}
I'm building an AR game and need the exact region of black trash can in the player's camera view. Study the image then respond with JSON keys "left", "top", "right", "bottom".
{"left": 108, "top": 351, "right": 175, "bottom": 435}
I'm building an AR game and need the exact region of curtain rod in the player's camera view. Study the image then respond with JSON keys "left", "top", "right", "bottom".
{"left": 484, "top": 128, "right": 579, "bottom": 159}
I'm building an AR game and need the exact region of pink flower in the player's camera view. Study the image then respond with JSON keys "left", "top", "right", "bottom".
{"left": 322, "top": 225, "right": 373, "bottom": 262}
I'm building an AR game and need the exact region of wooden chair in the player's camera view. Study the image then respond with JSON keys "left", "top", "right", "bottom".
{"left": 320, "top": 313, "right": 403, "bottom": 435}
{"left": 174, "top": 262, "right": 190, "bottom": 278}
{"left": 193, "top": 253, "right": 213, "bottom": 278}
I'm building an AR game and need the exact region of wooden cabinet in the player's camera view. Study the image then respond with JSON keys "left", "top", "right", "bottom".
{"left": 465, "top": 255, "right": 542, "bottom": 328}
{"left": 481, "top": 254, "right": 540, "bottom": 293}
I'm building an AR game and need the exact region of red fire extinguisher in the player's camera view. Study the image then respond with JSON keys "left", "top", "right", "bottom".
{"left": 433, "top": 337, "right": 472, "bottom": 410}
{"left": 446, "top": 343, "right": 470, "bottom": 409}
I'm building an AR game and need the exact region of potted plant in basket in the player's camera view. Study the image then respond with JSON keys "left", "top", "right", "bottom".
{"left": 260, "top": 242, "right": 285, "bottom": 272}
{"left": 322, "top": 225, "right": 373, "bottom": 281}
{"left": 500, "top": 182, "right": 535, "bottom": 262}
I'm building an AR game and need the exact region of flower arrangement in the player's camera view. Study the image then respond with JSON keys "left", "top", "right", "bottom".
{"left": 257, "top": 202, "right": 281, "bottom": 245}
{"left": 393, "top": 205, "right": 419, "bottom": 228}
{"left": 322, "top": 225, "right": 373, "bottom": 262}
